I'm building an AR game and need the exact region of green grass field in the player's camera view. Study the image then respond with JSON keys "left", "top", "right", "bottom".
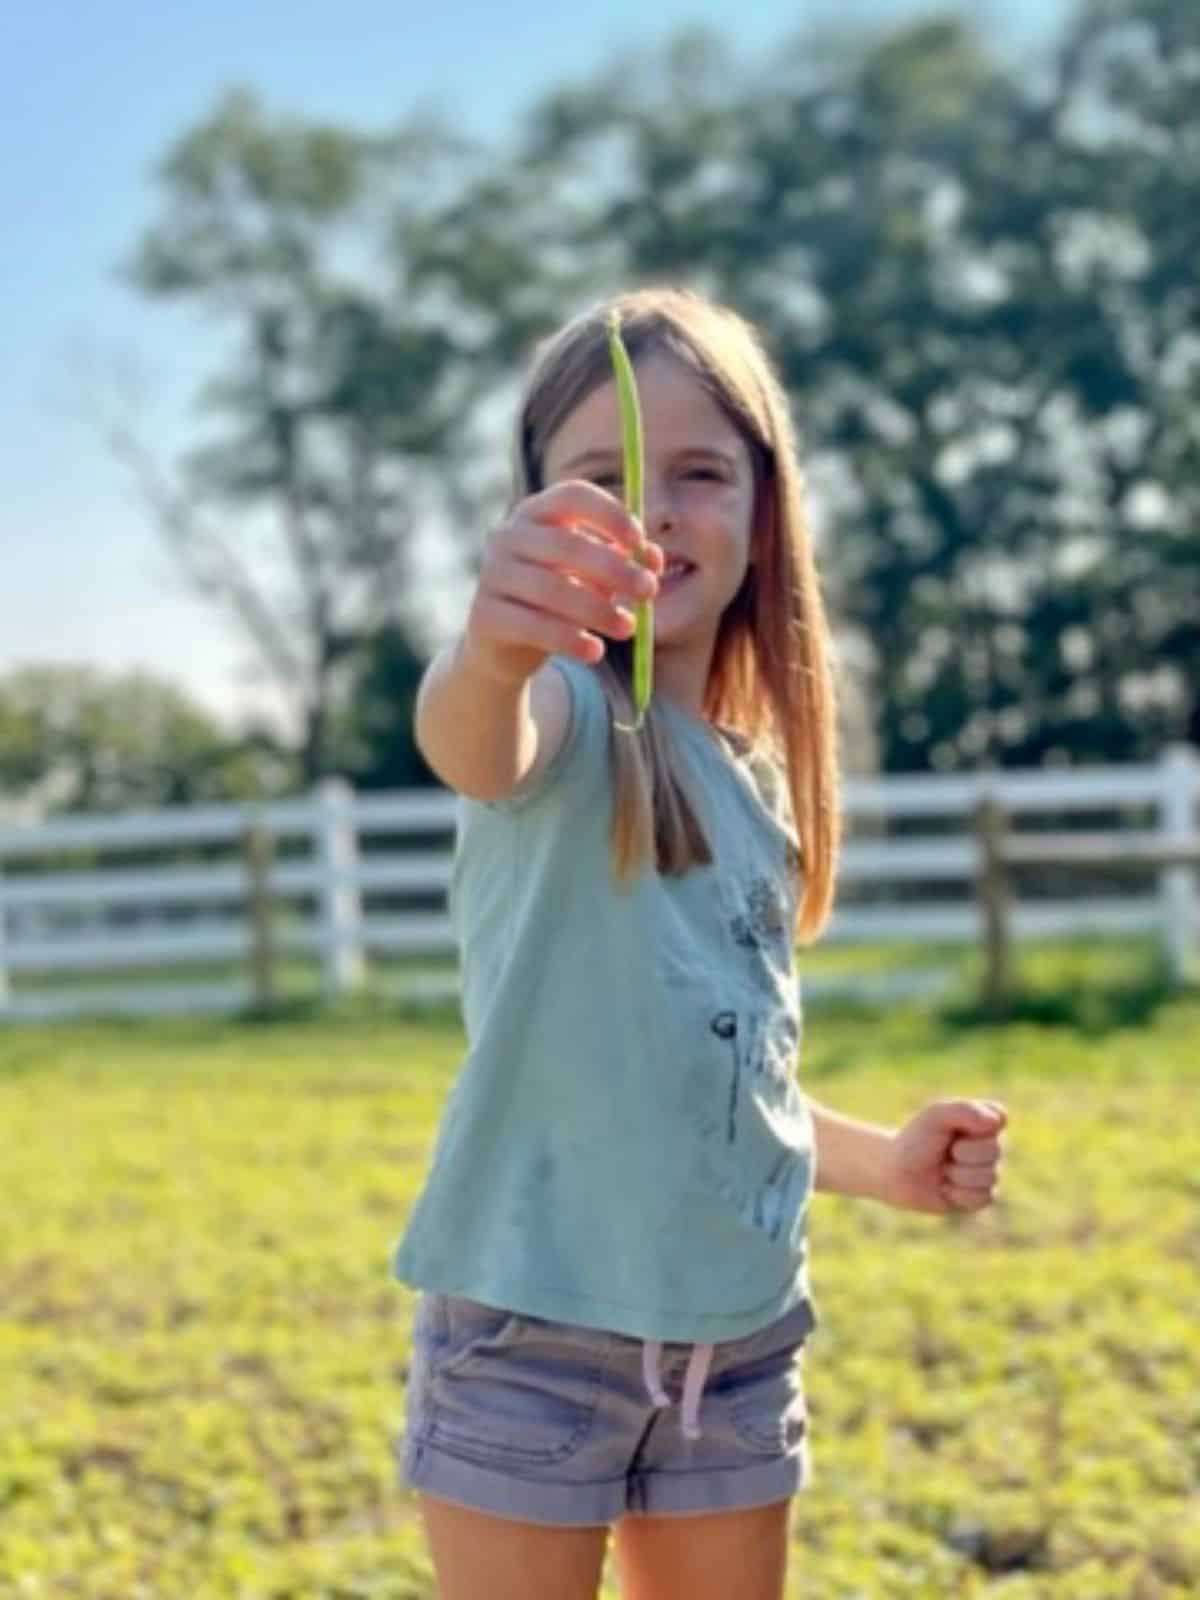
{"left": 1, "top": 941, "right": 1197, "bottom": 1598}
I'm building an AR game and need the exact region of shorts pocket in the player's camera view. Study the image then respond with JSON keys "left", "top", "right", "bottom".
{"left": 427, "top": 1296, "right": 606, "bottom": 1468}
{"left": 729, "top": 1366, "right": 808, "bottom": 1455}
{"left": 434, "top": 1295, "right": 526, "bottom": 1379}
{"left": 725, "top": 1298, "right": 815, "bottom": 1456}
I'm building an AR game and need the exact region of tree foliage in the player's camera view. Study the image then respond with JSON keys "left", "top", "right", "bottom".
{"left": 395, "top": 1, "right": 1199, "bottom": 772}
{"left": 117, "top": 88, "right": 476, "bottom": 785}
{"left": 0, "top": 665, "right": 287, "bottom": 815}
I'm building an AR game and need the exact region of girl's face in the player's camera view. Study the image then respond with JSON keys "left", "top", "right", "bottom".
{"left": 542, "top": 351, "right": 758, "bottom": 703}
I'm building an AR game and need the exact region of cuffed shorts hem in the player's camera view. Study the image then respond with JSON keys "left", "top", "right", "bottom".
{"left": 404, "top": 1435, "right": 624, "bottom": 1526}
{"left": 626, "top": 1440, "right": 809, "bottom": 1518}
{"left": 403, "top": 1433, "right": 807, "bottom": 1526}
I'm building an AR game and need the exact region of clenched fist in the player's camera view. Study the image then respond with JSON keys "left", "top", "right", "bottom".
{"left": 879, "top": 1099, "right": 1008, "bottom": 1215}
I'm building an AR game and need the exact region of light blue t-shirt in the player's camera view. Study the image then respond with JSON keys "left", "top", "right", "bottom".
{"left": 391, "top": 654, "right": 817, "bottom": 1344}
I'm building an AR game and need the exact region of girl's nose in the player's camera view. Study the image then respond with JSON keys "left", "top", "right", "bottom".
{"left": 643, "top": 486, "right": 678, "bottom": 535}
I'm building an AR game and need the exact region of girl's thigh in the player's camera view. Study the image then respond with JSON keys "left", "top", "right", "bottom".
{"left": 419, "top": 1492, "right": 610, "bottom": 1600}
{"left": 613, "top": 1498, "right": 792, "bottom": 1600}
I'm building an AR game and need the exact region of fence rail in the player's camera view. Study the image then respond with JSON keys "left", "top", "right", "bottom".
{"left": 0, "top": 744, "right": 1196, "bottom": 1023}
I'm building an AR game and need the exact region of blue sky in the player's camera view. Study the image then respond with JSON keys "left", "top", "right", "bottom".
{"left": 1, "top": 0, "right": 1066, "bottom": 737}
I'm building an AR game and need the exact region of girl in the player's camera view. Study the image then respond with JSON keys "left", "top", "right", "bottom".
{"left": 392, "top": 286, "right": 1007, "bottom": 1600}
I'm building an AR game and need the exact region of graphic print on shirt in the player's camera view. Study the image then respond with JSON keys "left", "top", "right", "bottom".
{"left": 708, "top": 1004, "right": 800, "bottom": 1145}
{"left": 710, "top": 1010, "right": 739, "bottom": 1141}
{"left": 694, "top": 994, "right": 809, "bottom": 1246}
{"left": 672, "top": 843, "right": 812, "bottom": 1247}
{"left": 729, "top": 874, "right": 789, "bottom": 995}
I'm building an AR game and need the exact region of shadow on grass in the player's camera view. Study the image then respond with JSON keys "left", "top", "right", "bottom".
{"left": 929, "top": 944, "right": 1196, "bottom": 1041}
{"left": 801, "top": 945, "right": 1198, "bottom": 1078}
{"left": 938, "top": 975, "right": 1182, "bottom": 1035}
{"left": 236, "top": 990, "right": 461, "bottom": 1030}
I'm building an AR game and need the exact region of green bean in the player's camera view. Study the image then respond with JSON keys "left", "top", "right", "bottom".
{"left": 606, "top": 311, "right": 652, "bottom": 732}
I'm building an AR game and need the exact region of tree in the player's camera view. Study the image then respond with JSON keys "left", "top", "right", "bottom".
{"left": 1054, "top": 0, "right": 1200, "bottom": 746}
{"left": 114, "top": 87, "right": 477, "bottom": 785}
{"left": 328, "top": 625, "right": 437, "bottom": 791}
{"left": 0, "top": 665, "right": 289, "bottom": 816}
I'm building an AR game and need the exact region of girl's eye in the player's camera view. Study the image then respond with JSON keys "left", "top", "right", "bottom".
{"left": 592, "top": 468, "right": 720, "bottom": 487}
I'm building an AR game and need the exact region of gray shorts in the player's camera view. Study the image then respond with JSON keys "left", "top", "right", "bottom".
{"left": 398, "top": 1290, "right": 818, "bottom": 1526}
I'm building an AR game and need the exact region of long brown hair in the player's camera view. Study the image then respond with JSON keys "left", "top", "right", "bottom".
{"left": 512, "top": 286, "right": 841, "bottom": 946}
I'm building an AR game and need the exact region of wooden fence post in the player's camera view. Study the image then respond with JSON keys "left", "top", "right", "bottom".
{"left": 244, "top": 817, "right": 276, "bottom": 1011}
{"left": 976, "top": 793, "right": 1011, "bottom": 1019}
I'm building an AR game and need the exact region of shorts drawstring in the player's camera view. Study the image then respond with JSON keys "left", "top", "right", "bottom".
{"left": 641, "top": 1339, "right": 716, "bottom": 1440}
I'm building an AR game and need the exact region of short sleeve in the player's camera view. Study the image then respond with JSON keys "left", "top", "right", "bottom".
{"left": 751, "top": 753, "right": 796, "bottom": 837}
{"left": 741, "top": 747, "right": 804, "bottom": 892}
{"left": 481, "top": 655, "right": 612, "bottom": 815}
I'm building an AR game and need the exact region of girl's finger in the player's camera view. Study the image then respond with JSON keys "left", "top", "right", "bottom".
{"left": 948, "top": 1163, "right": 996, "bottom": 1189}
{"left": 943, "top": 1181, "right": 994, "bottom": 1210}
{"left": 473, "top": 592, "right": 607, "bottom": 665}
{"left": 510, "top": 515, "right": 661, "bottom": 598}
{"left": 531, "top": 479, "right": 648, "bottom": 554}
{"left": 491, "top": 560, "right": 638, "bottom": 641}
{"left": 950, "top": 1137, "right": 1002, "bottom": 1163}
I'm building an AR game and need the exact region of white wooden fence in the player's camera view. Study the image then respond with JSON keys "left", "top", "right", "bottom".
{"left": 0, "top": 746, "right": 1196, "bottom": 1024}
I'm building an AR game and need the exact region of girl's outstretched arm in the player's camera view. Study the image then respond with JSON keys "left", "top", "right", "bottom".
{"left": 414, "top": 639, "right": 570, "bottom": 804}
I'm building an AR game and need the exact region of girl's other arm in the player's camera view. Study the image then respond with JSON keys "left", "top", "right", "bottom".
{"left": 807, "top": 1092, "right": 1007, "bottom": 1214}
{"left": 806, "top": 1096, "right": 897, "bottom": 1203}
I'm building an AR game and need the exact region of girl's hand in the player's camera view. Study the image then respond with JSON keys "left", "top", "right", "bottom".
{"left": 880, "top": 1099, "right": 1008, "bottom": 1215}
{"left": 461, "top": 481, "right": 663, "bottom": 687}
